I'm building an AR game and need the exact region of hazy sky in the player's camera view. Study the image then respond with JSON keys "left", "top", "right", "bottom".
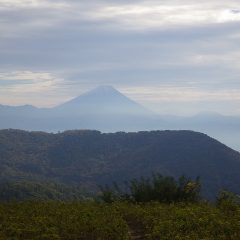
{"left": 0, "top": 0, "right": 240, "bottom": 115}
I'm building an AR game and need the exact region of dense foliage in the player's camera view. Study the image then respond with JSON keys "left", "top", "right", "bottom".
{"left": 0, "top": 201, "right": 239, "bottom": 240}
{"left": 117, "top": 202, "right": 240, "bottom": 240}
{"left": 100, "top": 174, "right": 201, "bottom": 203}
{"left": 1, "top": 129, "right": 240, "bottom": 199}
{"left": 0, "top": 202, "right": 129, "bottom": 240}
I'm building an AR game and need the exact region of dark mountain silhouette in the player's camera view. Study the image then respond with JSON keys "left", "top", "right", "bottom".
{"left": 1, "top": 129, "right": 240, "bottom": 199}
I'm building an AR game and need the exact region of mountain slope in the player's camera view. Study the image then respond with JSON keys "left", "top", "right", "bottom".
{"left": 0, "top": 129, "right": 240, "bottom": 199}
{"left": 161, "top": 113, "right": 240, "bottom": 152}
{"left": 56, "top": 85, "right": 151, "bottom": 115}
{"left": 0, "top": 86, "right": 158, "bottom": 132}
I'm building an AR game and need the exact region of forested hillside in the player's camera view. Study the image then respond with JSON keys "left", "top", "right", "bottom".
{"left": 0, "top": 129, "right": 240, "bottom": 199}
{"left": 0, "top": 181, "right": 84, "bottom": 201}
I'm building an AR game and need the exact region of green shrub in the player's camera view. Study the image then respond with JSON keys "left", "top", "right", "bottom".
{"left": 216, "top": 190, "right": 240, "bottom": 213}
{"left": 100, "top": 174, "right": 201, "bottom": 203}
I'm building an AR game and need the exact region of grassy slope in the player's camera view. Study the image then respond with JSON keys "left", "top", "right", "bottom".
{"left": 0, "top": 202, "right": 239, "bottom": 240}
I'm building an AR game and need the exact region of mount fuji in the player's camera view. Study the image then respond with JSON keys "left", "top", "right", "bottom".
{"left": 0, "top": 85, "right": 240, "bottom": 151}
{"left": 55, "top": 85, "right": 152, "bottom": 116}
{"left": 0, "top": 86, "right": 159, "bottom": 132}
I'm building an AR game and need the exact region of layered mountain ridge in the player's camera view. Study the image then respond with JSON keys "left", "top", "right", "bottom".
{"left": 0, "top": 85, "right": 240, "bottom": 151}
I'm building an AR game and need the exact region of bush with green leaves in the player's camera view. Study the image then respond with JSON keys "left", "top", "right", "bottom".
{"left": 100, "top": 174, "right": 201, "bottom": 203}
{"left": 113, "top": 202, "right": 240, "bottom": 240}
{"left": 216, "top": 190, "right": 240, "bottom": 212}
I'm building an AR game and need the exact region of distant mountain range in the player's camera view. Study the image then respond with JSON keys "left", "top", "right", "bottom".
{"left": 1, "top": 129, "right": 240, "bottom": 200}
{"left": 0, "top": 85, "right": 240, "bottom": 151}
{"left": 0, "top": 86, "right": 158, "bottom": 132}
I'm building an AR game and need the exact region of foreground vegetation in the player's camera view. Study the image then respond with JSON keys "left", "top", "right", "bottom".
{"left": 100, "top": 174, "right": 201, "bottom": 204}
{"left": 0, "top": 201, "right": 239, "bottom": 240}
{"left": 0, "top": 175, "right": 239, "bottom": 239}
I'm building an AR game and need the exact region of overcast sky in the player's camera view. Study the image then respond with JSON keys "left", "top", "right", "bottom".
{"left": 0, "top": 0, "right": 240, "bottom": 115}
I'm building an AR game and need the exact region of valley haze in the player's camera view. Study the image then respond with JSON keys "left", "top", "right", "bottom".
{"left": 0, "top": 85, "right": 239, "bottom": 152}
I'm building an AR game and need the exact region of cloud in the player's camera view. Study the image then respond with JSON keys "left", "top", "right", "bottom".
{"left": 0, "top": 0, "right": 68, "bottom": 9}
{"left": 122, "top": 86, "right": 240, "bottom": 102}
{"left": 120, "top": 85, "right": 240, "bottom": 115}
{"left": 90, "top": 3, "right": 240, "bottom": 30}
{"left": 0, "top": 0, "right": 240, "bottom": 114}
{"left": 0, "top": 71, "right": 68, "bottom": 107}
{"left": 1, "top": 0, "right": 240, "bottom": 35}
{"left": 0, "top": 71, "right": 63, "bottom": 93}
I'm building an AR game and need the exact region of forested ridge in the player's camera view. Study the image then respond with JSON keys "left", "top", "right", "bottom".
{"left": 0, "top": 129, "right": 240, "bottom": 199}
